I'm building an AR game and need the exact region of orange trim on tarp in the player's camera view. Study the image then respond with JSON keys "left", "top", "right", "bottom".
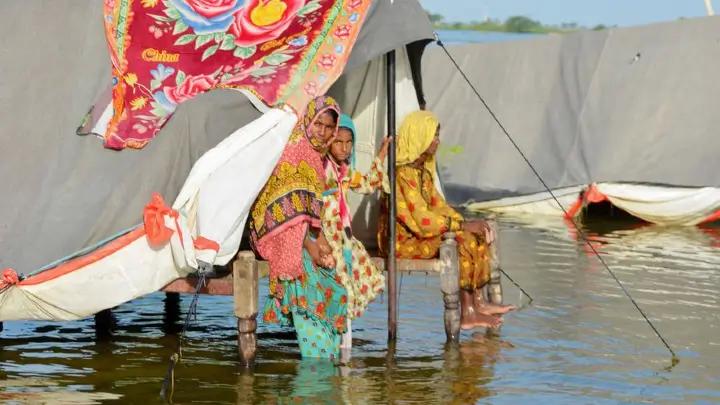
{"left": 564, "top": 195, "right": 585, "bottom": 219}
{"left": 144, "top": 192, "right": 178, "bottom": 248}
{"left": 564, "top": 184, "right": 609, "bottom": 219}
{"left": 193, "top": 236, "right": 219, "bottom": 252}
{"left": 18, "top": 227, "right": 146, "bottom": 286}
{"left": 585, "top": 184, "right": 608, "bottom": 204}
{"left": 1, "top": 268, "right": 19, "bottom": 289}
{"left": 700, "top": 208, "right": 720, "bottom": 225}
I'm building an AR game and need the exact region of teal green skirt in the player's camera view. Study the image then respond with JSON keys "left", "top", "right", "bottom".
{"left": 262, "top": 250, "right": 348, "bottom": 360}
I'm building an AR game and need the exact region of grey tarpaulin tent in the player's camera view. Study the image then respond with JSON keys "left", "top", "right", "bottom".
{"left": 0, "top": 0, "right": 434, "bottom": 272}
{"left": 421, "top": 16, "right": 720, "bottom": 224}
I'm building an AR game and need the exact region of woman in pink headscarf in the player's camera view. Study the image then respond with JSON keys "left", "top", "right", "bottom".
{"left": 250, "top": 96, "right": 348, "bottom": 360}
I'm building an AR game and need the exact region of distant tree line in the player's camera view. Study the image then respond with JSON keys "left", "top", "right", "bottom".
{"left": 427, "top": 12, "right": 610, "bottom": 34}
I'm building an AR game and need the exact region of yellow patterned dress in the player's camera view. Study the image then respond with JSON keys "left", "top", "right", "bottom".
{"left": 378, "top": 110, "right": 492, "bottom": 291}
{"left": 391, "top": 165, "right": 491, "bottom": 291}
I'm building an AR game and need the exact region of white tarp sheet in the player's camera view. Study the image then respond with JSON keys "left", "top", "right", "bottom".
{"left": 0, "top": 109, "right": 295, "bottom": 321}
{"left": 468, "top": 183, "right": 720, "bottom": 226}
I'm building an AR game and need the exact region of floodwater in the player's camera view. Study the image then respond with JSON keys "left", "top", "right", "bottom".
{"left": 435, "top": 30, "right": 540, "bottom": 45}
{"left": 1, "top": 215, "right": 719, "bottom": 404}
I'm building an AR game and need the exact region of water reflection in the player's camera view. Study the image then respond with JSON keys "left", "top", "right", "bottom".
{"left": 438, "top": 332, "right": 508, "bottom": 404}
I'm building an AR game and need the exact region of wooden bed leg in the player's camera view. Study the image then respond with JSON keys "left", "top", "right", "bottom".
{"left": 486, "top": 218, "right": 504, "bottom": 305}
{"left": 93, "top": 308, "right": 115, "bottom": 339}
{"left": 439, "top": 232, "right": 461, "bottom": 343}
{"left": 233, "top": 251, "right": 258, "bottom": 368}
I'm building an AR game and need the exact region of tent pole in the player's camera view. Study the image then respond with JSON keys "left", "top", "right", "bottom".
{"left": 705, "top": 0, "right": 715, "bottom": 15}
{"left": 386, "top": 50, "right": 398, "bottom": 342}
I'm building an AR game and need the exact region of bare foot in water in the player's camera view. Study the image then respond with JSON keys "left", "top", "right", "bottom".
{"left": 474, "top": 303, "right": 516, "bottom": 316}
{"left": 461, "top": 309, "right": 479, "bottom": 330}
{"left": 461, "top": 312, "right": 503, "bottom": 330}
{"left": 473, "top": 313, "right": 503, "bottom": 329}
{"left": 461, "top": 317, "right": 477, "bottom": 330}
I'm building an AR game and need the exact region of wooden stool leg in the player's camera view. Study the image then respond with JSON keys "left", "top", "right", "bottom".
{"left": 439, "top": 233, "right": 461, "bottom": 343}
{"left": 486, "top": 218, "right": 504, "bottom": 305}
{"left": 233, "top": 251, "right": 259, "bottom": 367}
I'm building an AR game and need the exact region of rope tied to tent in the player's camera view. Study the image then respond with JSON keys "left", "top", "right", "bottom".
{"left": 160, "top": 271, "right": 207, "bottom": 402}
{"left": 0, "top": 268, "right": 20, "bottom": 292}
{"left": 435, "top": 34, "right": 678, "bottom": 369}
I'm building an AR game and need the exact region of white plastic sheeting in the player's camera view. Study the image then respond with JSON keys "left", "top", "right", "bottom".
{"left": 0, "top": 109, "right": 295, "bottom": 321}
{"left": 593, "top": 184, "right": 720, "bottom": 226}
{"left": 467, "top": 183, "right": 720, "bottom": 226}
{"left": 173, "top": 108, "right": 296, "bottom": 266}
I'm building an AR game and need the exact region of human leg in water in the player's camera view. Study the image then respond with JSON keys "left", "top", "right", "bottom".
{"left": 473, "top": 288, "right": 515, "bottom": 316}
{"left": 461, "top": 289, "right": 502, "bottom": 330}
{"left": 292, "top": 311, "right": 341, "bottom": 360}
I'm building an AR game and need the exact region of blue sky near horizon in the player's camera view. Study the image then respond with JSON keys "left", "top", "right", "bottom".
{"left": 419, "top": 0, "right": 712, "bottom": 27}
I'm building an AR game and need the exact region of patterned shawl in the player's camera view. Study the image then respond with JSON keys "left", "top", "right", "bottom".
{"left": 250, "top": 96, "right": 340, "bottom": 279}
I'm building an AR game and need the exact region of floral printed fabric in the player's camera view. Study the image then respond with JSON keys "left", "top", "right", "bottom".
{"left": 93, "top": 0, "right": 370, "bottom": 149}
{"left": 262, "top": 249, "right": 348, "bottom": 359}
{"left": 322, "top": 157, "right": 385, "bottom": 319}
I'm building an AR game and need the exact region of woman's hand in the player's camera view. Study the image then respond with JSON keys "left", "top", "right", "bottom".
{"left": 317, "top": 232, "right": 332, "bottom": 257}
{"left": 316, "top": 232, "right": 336, "bottom": 268}
{"left": 319, "top": 253, "right": 336, "bottom": 269}
{"left": 304, "top": 236, "right": 323, "bottom": 266}
{"left": 304, "top": 233, "right": 336, "bottom": 269}
{"left": 464, "top": 220, "right": 495, "bottom": 244}
{"left": 378, "top": 136, "right": 392, "bottom": 161}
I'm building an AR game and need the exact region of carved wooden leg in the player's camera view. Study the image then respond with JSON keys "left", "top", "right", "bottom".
{"left": 233, "top": 251, "right": 258, "bottom": 367}
{"left": 486, "top": 218, "right": 504, "bottom": 305}
{"left": 439, "top": 232, "right": 461, "bottom": 343}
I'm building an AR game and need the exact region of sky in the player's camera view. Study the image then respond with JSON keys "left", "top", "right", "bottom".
{"left": 419, "top": 0, "right": 713, "bottom": 27}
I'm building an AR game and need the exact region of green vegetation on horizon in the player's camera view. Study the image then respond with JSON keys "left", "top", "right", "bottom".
{"left": 426, "top": 12, "right": 609, "bottom": 34}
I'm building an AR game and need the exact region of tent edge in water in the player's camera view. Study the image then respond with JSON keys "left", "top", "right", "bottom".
{"left": 464, "top": 182, "right": 720, "bottom": 226}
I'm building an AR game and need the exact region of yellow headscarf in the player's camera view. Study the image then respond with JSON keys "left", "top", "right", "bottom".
{"left": 396, "top": 110, "right": 440, "bottom": 173}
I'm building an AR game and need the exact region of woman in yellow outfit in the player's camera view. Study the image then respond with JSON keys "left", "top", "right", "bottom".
{"left": 387, "top": 110, "right": 514, "bottom": 329}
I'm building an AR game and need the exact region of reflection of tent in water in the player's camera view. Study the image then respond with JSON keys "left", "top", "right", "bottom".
{"left": 0, "top": 0, "right": 434, "bottom": 321}
{"left": 422, "top": 16, "right": 720, "bottom": 226}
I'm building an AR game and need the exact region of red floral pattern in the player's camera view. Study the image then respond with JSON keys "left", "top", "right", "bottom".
{"left": 187, "top": 0, "right": 239, "bottom": 18}
{"left": 163, "top": 73, "right": 219, "bottom": 104}
{"left": 95, "top": 0, "right": 370, "bottom": 149}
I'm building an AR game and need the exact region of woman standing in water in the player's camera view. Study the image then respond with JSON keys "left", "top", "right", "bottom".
{"left": 250, "top": 96, "right": 348, "bottom": 360}
{"left": 387, "top": 111, "right": 514, "bottom": 329}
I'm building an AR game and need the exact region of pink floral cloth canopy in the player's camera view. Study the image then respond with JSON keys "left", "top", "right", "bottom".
{"left": 96, "top": 0, "right": 369, "bottom": 149}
